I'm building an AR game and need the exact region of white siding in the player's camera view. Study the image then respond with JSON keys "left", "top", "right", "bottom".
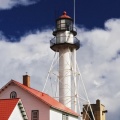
{"left": 69, "top": 116, "right": 78, "bottom": 120}
{"left": 50, "top": 109, "right": 62, "bottom": 120}
{"left": 50, "top": 108, "right": 79, "bottom": 120}
{"left": 9, "top": 105, "right": 24, "bottom": 120}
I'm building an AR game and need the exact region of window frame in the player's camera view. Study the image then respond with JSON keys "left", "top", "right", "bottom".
{"left": 56, "top": 19, "right": 73, "bottom": 31}
{"left": 31, "top": 110, "right": 39, "bottom": 120}
{"left": 10, "top": 91, "right": 17, "bottom": 99}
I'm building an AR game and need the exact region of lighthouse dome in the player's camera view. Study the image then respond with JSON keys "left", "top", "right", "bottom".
{"left": 59, "top": 11, "right": 71, "bottom": 19}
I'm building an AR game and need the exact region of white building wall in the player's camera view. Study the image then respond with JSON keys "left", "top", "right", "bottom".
{"left": 69, "top": 116, "right": 78, "bottom": 120}
{"left": 50, "top": 108, "right": 78, "bottom": 120}
{"left": 9, "top": 105, "right": 24, "bottom": 120}
{"left": 50, "top": 109, "right": 62, "bottom": 120}
{"left": 0, "top": 83, "right": 50, "bottom": 120}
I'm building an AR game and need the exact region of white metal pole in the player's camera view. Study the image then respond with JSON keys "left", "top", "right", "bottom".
{"left": 72, "top": 48, "right": 77, "bottom": 112}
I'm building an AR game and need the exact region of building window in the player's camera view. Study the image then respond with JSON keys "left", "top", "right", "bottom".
{"left": 10, "top": 91, "right": 17, "bottom": 98}
{"left": 62, "top": 114, "right": 69, "bottom": 120}
{"left": 31, "top": 110, "right": 39, "bottom": 120}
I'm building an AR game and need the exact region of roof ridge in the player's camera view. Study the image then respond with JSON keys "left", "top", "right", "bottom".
{"left": 12, "top": 80, "right": 49, "bottom": 96}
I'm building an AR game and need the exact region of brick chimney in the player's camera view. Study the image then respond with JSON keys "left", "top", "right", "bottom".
{"left": 23, "top": 75, "right": 30, "bottom": 87}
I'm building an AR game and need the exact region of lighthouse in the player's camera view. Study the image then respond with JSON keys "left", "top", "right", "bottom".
{"left": 50, "top": 11, "right": 80, "bottom": 111}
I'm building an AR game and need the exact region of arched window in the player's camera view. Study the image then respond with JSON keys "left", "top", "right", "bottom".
{"left": 10, "top": 91, "right": 17, "bottom": 99}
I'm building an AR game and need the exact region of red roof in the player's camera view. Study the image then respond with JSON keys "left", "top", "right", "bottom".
{"left": 0, "top": 80, "right": 79, "bottom": 116}
{"left": 0, "top": 98, "right": 19, "bottom": 120}
{"left": 59, "top": 11, "right": 71, "bottom": 19}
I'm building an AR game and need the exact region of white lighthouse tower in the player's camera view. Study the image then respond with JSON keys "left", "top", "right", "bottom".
{"left": 50, "top": 11, "right": 80, "bottom": 111}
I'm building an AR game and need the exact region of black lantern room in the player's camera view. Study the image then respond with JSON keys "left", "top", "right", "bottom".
{"left": 53, "top": 11, "right": 77, "bottom": 36}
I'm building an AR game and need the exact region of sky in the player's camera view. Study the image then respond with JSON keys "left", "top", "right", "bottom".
{"left": 0, "top": 0, "right": 120, "bottom": 120}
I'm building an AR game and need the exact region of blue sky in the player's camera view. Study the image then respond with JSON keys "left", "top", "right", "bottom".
{"left": 0, "top": 0, "right": 120, "bottom": 40}
{"left": 0, "top": 0, "right": 120, "bottom": 120}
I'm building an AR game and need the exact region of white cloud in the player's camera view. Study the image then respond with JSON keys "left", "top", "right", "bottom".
{"left": 0, "top": 0, "right": 39, "bottom": 10}
{"left": 76, "top": 18, "right": 120, "bottom": 119}
{"left": 0, "top": 18, "right": 120, "bottom": 119}
{"left": 0, "top": 29, "right": 54, "bottom": 89}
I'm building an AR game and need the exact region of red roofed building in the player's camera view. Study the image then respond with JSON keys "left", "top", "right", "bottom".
{"left": 0, "top": 75, "right": 79, "bottom": 120}
{"left": 0, "top": 98, "right": 28, "bottom": 120}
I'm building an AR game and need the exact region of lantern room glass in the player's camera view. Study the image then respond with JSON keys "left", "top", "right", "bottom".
{"left": 56, "top": 19, "right": 73, "bottom": 31}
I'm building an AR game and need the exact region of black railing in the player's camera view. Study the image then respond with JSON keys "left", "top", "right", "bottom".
{"left": 50, "top": 36, "right": 80, "bottom": 50}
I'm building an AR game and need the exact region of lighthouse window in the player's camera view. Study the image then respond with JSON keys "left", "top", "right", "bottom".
{"left": 65, "top": 20, "right": 73, "bottom": 31}
{"left": 57, "top": 20, "right": 66, "bottom": 30}
{"left": 61, "top": 19, "right": 65, "bottom": 23}
{"left": 57, "top": 20, "right": 60, "bottom": 24}
{"left": 61, "top": 23, "right": 66, "bottom": 29}
{"left": 10, "top": 91, "right": 17, "bottom": 98}
{"left": 57, "top": 25, "right": 61, "bottom": 30}
{"left": 57, "top": 19, "right": 73, "bottom": 31}
{"left": 57, "top": 20, "right": 61, "bottom": 30}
